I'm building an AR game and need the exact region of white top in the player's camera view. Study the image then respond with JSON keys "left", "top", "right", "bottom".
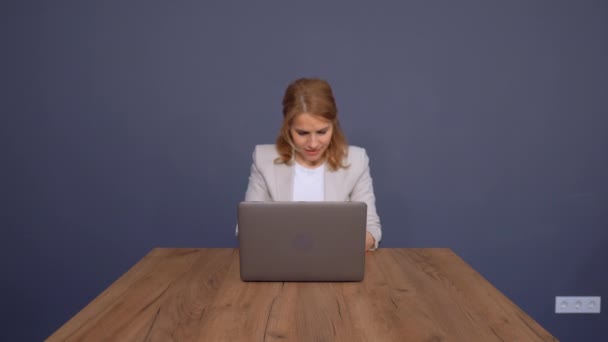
{"left": 292, "top": 162, "right": 325, "bottom": 201}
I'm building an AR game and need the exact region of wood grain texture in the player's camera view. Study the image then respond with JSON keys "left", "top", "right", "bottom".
{"left": 48, "top": 248, "right": 557, "bottom": 341}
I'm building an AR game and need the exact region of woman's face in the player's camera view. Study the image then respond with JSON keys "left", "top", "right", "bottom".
{"left": 290, "top": 112, "right": 333, "bottom": 168}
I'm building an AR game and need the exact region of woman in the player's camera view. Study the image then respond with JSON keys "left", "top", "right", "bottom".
{"left": 243, "top": 78, "right": 381, "bottom": 250}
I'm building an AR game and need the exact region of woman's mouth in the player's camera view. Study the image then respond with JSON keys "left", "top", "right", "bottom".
{"left": 304, "top": 149, "right": 321, "bottom": 156}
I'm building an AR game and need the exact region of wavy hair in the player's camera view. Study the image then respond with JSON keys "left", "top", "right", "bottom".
{"left": 275, "top": 78, "right": 349, "bottom": 171}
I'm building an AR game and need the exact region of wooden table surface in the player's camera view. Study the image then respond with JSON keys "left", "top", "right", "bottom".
{"left": 48, "top": 248, "right": 557, "bottom": 341}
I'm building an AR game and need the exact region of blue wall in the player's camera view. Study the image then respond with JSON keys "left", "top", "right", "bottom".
{"left": 3, "top": 1, "right": 607, "bottom": 340}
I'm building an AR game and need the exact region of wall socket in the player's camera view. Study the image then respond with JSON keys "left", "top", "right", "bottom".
{"left": 555, "top": 296, "right": 601, "bottom": 314}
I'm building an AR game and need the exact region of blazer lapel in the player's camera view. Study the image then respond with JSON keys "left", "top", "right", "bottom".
{"left": 274, "top": 162, "right": 294, "bottom": 201}
{"left": 324, "top": 167, "right": 345, "bottom": 201}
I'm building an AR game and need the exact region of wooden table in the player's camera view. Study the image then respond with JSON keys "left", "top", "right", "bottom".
{"left": 48, "top": 248, "right": 557, "bottom": 341}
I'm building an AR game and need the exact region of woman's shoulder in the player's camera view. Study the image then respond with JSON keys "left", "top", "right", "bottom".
{"left": 252, "top": 144, "right": 279, "bottom": 164}
{"left": 347, "top": 145, "right": 366, "bottom": 156}
{"left": 254, "top": 144, "right": 278, "bottom": 155}
{"left": 346, "top": 145, "right": 369, "bottom": 164}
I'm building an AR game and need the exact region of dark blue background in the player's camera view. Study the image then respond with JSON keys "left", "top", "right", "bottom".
{"left": 2, "top": 1, "right": 607, "bottom": 340}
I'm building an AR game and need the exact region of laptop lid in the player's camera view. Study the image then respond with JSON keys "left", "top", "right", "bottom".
{"left": 238, "top": 201, "right": 366, "bottom": 282}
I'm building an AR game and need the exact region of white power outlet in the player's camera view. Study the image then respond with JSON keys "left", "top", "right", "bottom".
{"left": 555, "top": 296, "right": 601, "bottom": 314}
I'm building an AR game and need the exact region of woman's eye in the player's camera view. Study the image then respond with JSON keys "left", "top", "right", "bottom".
{"left": 318, "top": 130, "right": 327, "bottom": 135}
{"left": 297, "top": 131, "right": 308, "bottom": 136}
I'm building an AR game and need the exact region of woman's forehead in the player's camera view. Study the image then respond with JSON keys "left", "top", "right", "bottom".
{"left": 291, "top": 113, "right": 332, "bottom": 128}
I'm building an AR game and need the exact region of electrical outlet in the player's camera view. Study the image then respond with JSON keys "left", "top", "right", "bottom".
{"left": 555, "top": 296, "right": 601, "bottom": 314}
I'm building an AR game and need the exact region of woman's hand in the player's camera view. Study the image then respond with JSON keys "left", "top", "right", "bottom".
{"left": 365, "top": 232, "right": 376, "bottom": 251}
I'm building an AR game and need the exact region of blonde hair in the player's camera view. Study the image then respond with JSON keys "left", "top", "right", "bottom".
{"left": 275, "top": 78, "right": 348, "bottom": 171}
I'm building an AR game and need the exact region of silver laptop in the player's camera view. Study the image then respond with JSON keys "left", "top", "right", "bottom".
{"left": 238, "top": 201, "right": 367, "bottom": 282}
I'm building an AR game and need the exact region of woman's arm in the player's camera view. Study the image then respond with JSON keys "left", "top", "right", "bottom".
{"left": 244, "top": 146, "right": 271, "bottom": 202}
{"left": 237, "top": 147, "right": 272, "bottom": 236}
{"left": 350, "top": 149, "right": 382, "bottom": 250}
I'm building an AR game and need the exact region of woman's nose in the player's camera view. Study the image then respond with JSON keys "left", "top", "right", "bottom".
{"left": 308, "top": 134, "right": 319, "bottom": 147}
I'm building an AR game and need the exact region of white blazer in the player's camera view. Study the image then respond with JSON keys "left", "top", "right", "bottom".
{"left": 243, "top": 144, "right": 382, "bottom": 248}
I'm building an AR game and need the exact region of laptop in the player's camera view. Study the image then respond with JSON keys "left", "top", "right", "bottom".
{"left": 238, "top": 201, "right": 367, "bottom": 282}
